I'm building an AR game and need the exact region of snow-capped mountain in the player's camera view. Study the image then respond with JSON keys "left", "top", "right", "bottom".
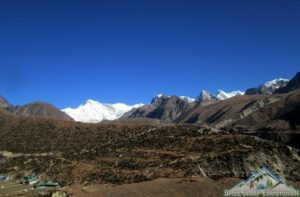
{"left": 62, "top": 99, "right": 144, "bottom": 123}
{"left": 245, "top": 78, "right": 289, "bottom": 95}
{"left": 216, "top": 90, "right": 245, "bottom": 100}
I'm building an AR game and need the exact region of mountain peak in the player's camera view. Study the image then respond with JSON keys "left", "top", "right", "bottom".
{"left": 151, "top": 94, "right": 170, "bottom": 104}
{"left": 198, "top": 90, "right": 218, "bottom": 101}
{"left": 62, "top": 100, "right": 144, "bottom": 123}
{"left": 85, "top": 99, "right": 100, "bottom": 105}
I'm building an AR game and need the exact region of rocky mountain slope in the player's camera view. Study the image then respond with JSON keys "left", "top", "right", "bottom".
{"left": 123, "top": 95, "right": 196, "bottom": 123}
{"left": 198, "top": 90, "right": 218, "bottom": 101}
{"left": 179, "top": 90, "right": 300, "bottom": 129}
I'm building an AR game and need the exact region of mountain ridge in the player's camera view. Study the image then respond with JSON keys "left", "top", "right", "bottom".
{"left": 1, "top": 75, "right": 298, "bottom": 124}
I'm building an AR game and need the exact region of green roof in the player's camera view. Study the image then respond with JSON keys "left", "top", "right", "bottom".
{"left": 24, "top": 175, "right": 37, "bottom": 180}
{"left": 33, "top": 180, "right": 61, "bottom": 188}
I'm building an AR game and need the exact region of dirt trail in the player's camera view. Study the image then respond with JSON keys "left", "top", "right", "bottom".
{"left": 67, "top": 178, "right": 240, "bottom": 197}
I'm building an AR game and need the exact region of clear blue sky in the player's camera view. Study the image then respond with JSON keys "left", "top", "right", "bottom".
{"left": 0, "top": 0, "right": 299, "bottom": 108}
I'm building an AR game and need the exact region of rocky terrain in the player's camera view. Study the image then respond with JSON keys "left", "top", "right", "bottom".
{"left": 0, "top": 110, "right": 299, "bottom": 187}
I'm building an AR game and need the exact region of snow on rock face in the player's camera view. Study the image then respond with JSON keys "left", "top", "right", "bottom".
{"left": 151, "top": 94, "right": 170, "bottom": 103}
{"left": 62, "top": 99, "right": 144, "bottom": 123}
{"left": 245, "top": 78, "right": 289, "bottom": 95}
{"left": 216, "top": 90, "right": 245, "bottom": 100}
{"left": 179, "top": 96, "right": 196, "bottom": 103}
{"left": 111, "top": 103, "right": 144, "bottom": 118}
{"left": 264, "top": 78, "right": 289, "bottom": 88}
{"left": 151, "top": 94, "right": 195, "bottom": 103}
{"left": 198, "top": 90, "right": 218, "bottom": 101}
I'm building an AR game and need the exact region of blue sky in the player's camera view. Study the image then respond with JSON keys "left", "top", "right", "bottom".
{"left": 0, "top": 0, "right": 299, "bottom": 108}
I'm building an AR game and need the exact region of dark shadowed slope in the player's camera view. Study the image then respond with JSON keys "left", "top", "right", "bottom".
{"left": 276, "top": 72, "right": 300, "bottom": 93}
{"left": 123, "top": 95, "right": 196, "bottom": 123}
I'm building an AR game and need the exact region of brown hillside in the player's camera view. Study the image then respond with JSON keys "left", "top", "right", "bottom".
{"left": 13, "top": 102, "right": 73, "bottom": 121}
{"left": 0, "top": 111, "right": 299, "bottom": 186}
{"left": 179, "top": 91, "right": 300, "bottom": 130}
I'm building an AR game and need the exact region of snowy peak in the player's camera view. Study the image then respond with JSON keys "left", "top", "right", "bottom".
{"left": 62, "top": 99, "right": 144, "bottom": 123}
{"left": 245, "top": 78, "right": 289, "bottom": 95}
{"left": 216, "top": 90, "right": 245, "bottom": 100}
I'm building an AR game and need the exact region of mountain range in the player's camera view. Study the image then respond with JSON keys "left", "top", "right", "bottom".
{"left": 60, "top": 77, "right": 291, "bottom": 123}
{"left": 0, "top": 72, "right": 299, "bottom": 127}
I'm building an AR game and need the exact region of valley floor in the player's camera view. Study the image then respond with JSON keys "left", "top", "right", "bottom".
{"left": 66, "top": 178, "right": 300, "bottom": 197}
